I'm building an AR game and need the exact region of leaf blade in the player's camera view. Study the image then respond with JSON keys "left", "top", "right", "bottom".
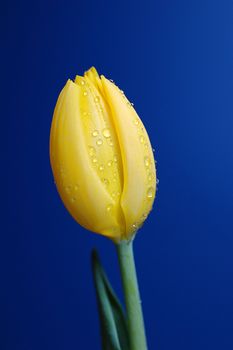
{"left": 91, "top": 250, "right": 129, "bottom": 350}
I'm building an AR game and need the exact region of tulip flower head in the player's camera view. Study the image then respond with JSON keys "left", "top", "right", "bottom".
{"left": 50, "top": 67, "right": 156, "bottom": 242}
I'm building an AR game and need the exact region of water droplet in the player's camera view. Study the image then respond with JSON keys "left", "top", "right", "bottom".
{"left": 92, "top": 157, "right": 98, "bottom": 164}
{"left": 83, "top": 111, "right": 87, "bottom": 117}
{"left": 108, "top": 138, "right": 114, "bottom": 146}
{"left": 110, "top": 79, "right": 114, "bottom": 83}
{"left": 99, "top": 164, "right": 104, "bottom": 171}
{"left": 102, "top": 178, "right": 109, "bottom": 186}
{"left": 148, "top": 173, "right": 153, "bottom": 182}
{"left": 80, "top": 80, "right": 85, "bottom": 85}
{"left": 107, "top": 160, "right": 113, "bottom": 167}
{"left": 113, "top": 155, "right": 118, "bottom": 162}
{"left": 134, "top": 119, "right": 139, "bottom": 125}
{"left": 94, "top": 96, "right": 100, "bottom": 102}
{"left": 74, "top": 185, "right": 79, "bottom": 191}
{"left": 153, "top": 148, "right": 155, "bottom": 153}
{"left": 102, "top": 128, "right": 111, "bottom": 138}
{"left": 65, "top": 185, "right": 71, "bottom": 193}
{"left": 106, "top": 204, "right": 113, "bottom": 212}
{"left": 142, "top": 213, "right": 148, "bottom": 219}
{"left": 83, "top": 91, "right": 87, "bottom": 96}
{"left": 88, "top": 146, "right": 96, "bottom": 156}
{"left": 120, "top": 89, "right": 124, "bottom": 94}
{"left": 156, "top": 178, "right": 160, "bottom": 185}
{"left": 147, "top": 187, "right": 154, "bottom": 199}
{"left": 140, "top": 135, "right": 145, "bottom": 144}
{"left": 96, "top": 139, "right": 103, "bottom": 146}
{"left": 131, "top": 102, "right": 134, "bottom": 106}
{"left": 92, "top": 130, "right": 99, "bottom": 137}
{"left": 144, "top": 156, "right": 150, "bottom": 167}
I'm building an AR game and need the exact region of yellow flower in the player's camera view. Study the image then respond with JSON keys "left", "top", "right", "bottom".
{"left": 50, "top": 67, "right": 156, "bottom": 242}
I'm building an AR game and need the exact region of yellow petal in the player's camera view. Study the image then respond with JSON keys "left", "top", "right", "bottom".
{"left": 84, "top": 66, "right": 99, "bottom": 82}
{"left": 84, "top": 67, "right": 104, "bottom": 95}
{"left": 50, "top": 79, "right": 125, "bottom": 239}
{"left": 101, "top": 76, "right": 156, "bottom": 236}
{"left": 74, "top": 75, "right": 124, "bottom": 199}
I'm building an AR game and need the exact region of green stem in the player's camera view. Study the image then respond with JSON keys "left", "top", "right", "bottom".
{"left": 116, "top": 240, "right": 148, "bottom": 350}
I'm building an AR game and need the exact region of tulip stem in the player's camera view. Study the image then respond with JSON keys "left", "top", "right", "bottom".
{"left": 116, "top": 240, "right": 148, "bottom": 350}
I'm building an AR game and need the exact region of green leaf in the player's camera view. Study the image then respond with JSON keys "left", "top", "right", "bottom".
{"left": 91, "top": 250, "right": 129, "bottom": 350}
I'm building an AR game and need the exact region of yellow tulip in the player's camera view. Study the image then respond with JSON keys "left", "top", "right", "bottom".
{"left": 50, "top": 67, "right": 156, "bottom": 242}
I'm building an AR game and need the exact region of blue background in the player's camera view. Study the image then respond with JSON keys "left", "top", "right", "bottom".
{"left": 2, "top": 0, "right": 233, "bottom": 349}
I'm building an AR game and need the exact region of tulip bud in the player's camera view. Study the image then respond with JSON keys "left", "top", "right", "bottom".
{"left": 50, "top": 67, "right": 156, "bottom": 241}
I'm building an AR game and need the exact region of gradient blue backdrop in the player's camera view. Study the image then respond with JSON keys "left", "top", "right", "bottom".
{"left": 2, "top": 0, "right": 233, "bottom": 349}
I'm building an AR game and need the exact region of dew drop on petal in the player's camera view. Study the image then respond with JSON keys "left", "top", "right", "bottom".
{"left": 65, "top": 185, "right": 71, "bottom": 193}
{"left": 140, "top": 135, "right": 145, "bottom": 144}
{"left": 108, "top": 138, "right": 114, "bottom": 146}
{"left": 99, "top": 164, "right": 104, "bottom": 171}
{"left": 144, "top": 156, "right": 150, "bottom": 167}
{"left": 94, "top": 96, "right": 100, "bottom": 102}
{"left": 102, "top": 178, "right": 109, "bottom": 186}
{"left": 107, "top": 160, "right": 113, "bottom": 167}
{"left": 92, "top": 157, "right": 98, "bottom": 164}
{"left": 83, "top": 91, "right": 88, "bottom": 96}
{"left": 106, "top": 204, "right": 113, "bottom": 212}
{"left": 147, "top": 187, "right": 154, "bottom": 199}
{"left": 88, "top": 146, "right": 96, "bottom": 156}
{"left": 92, "top": 130, "right": 99, "bottom": 137}
{"left": 102, "top": 128, "right": 111, "bottom": 138}
{"left": 96, "top": 139, "right": 103, "bottom": 146}
{"left": 148, "top": 173, "right": 152, "bottom": 182}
